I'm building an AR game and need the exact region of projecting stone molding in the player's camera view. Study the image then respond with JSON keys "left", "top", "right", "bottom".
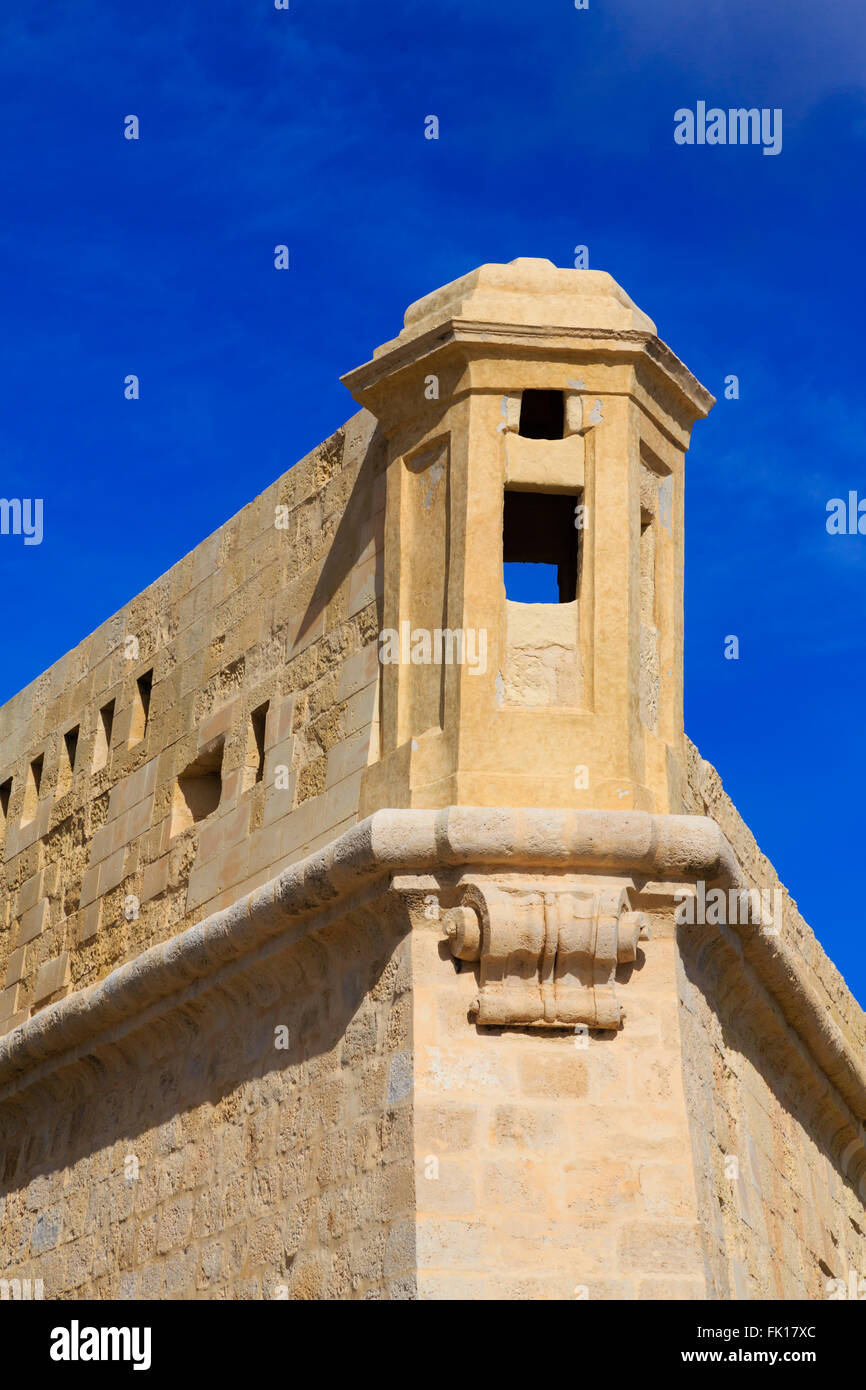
{"left": 0, "top": 806, "right": 730, "bottom": 1110}
{"left": 442, "top": 878, "right": 650, "bottom": 1028}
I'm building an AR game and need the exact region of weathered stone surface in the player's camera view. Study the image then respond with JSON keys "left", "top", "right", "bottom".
{"left": 0, "top": 259, "right": 862, "bottom": 1301}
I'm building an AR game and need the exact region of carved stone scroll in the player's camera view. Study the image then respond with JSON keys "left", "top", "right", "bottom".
{"left": 442, "top": 879, "right": 649, "bottom": 1029}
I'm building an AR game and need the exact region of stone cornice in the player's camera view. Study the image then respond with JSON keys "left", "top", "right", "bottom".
{"left": 342, "top": 320, "right": 715, "bottom": 423}
{"left": 0, "top": 808, "right": 863, "bottom": 1155}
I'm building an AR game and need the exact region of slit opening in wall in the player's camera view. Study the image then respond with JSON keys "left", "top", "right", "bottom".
{"left": 58, "top": 725, "right": 80, "bottom": 797}
{"left": 243, "top": 702, "right": 269, "bottom": 791}
{"left": 171, "top": 737, "right": 224, "bottom": 837}
{"left": 640, "top": 515, "right": 655, "bottom": 627}
{"left": 64, "top": 726, "right": 79, "bottom": 775}
{"left": 0, "top": 777, "right": 12, "bottom": 822}
{"left": 21, "top": 755, "right": 43, "bottom": 826}
{"left": 503, "top": 489, "right": 580, "bottom": 603}
{"left": 518, "top": 390, "right": 565, "bottom": 440}
{"left": 94, "top": 700, "right": 114, "bottom": 772}
{"left": 130, "top": 670, "right": 153, "bottom": 745}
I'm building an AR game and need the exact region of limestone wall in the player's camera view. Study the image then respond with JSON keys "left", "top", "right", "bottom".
{"left": 0, "top": 903, "right": 414, "bottom": 1300}
{"left": 679, "top": 740, "right": 866, "bottom": 1298}
{"left": 0, "top": 254, "right": 863, "bottom": 1304}
{"left": 410, "top": 875, "right": 707, "bottom": 1300}
{"left": 0, "top": 409, "right": 384, "bottom": 1037}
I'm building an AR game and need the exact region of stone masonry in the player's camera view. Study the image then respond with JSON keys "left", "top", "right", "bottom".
{"left": 0, "top": 259, "right": 863, "bottom": 1300}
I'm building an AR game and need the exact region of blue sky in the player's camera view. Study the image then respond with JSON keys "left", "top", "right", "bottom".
{"left": 1, "top": 0, "right": 865, "bottom": 998}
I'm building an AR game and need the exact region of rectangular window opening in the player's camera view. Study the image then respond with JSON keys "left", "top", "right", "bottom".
{"left": 171, "top": 737, "right": 225, "bottom": 837}
{"left": 21, "top": 755, "right": 43, "bottom": 826}
{"left": 64, "top": 726, "right": 79, "bottom": 774}
{"left": 250, "top": 702, "right": 269, "bottom": 786}
{"left": 0, "top": 777, "right": 12, "bottom": 821}
{"left": 57, "top": 725, "right": 80, "bottom": 797}
{"left": 503, "top": 490, "right": 579, "bottom": 603}
{"left": 130, "top": 670, "right": 153, "bottom": 745}
{"left": 93, "top": 701, "right": 115, "bottom": 772}
{"left": 518, "top": 389, "right": 565, "bottom": 440}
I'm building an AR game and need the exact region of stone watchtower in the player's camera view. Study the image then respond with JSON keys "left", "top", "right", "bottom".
{"left": 0, "top": 260, "right": 864, "bottom": 1301}
{"left": 345, "top": 258, "right": 709, "bottom": 818}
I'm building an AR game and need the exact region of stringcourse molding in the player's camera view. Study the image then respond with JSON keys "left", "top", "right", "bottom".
{"left": 0, "top": 808, "right": 725, "bottom": 1103}
{"left": 0, "top": 806, "right": 862, "bottom": 1140}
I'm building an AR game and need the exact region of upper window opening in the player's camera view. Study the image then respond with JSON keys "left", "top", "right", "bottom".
{"left": 0, "top": 777, "right": 12, "bottom": 821}
{"left": 503, "top": 490, "right": 579, "bottom": 604}
{"left": 518, "top": 390, "right": 565, "bottom": 440}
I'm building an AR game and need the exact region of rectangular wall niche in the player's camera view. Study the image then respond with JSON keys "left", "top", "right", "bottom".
{"left": 503, "top": 490, "right": 579, "bottom": 603}
{"left": 170, "top": 737, "right": 224, "bottom": 838}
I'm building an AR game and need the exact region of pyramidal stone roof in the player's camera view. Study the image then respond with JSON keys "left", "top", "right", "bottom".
{"left": 373, "top": 257, "right": 657, "bottom": 360}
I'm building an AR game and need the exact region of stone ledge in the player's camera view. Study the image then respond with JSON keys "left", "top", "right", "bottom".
{"left": 0, "top": 807, "right": 863, "bottom": 1150}
{"left": 343, "top": 320, "right": 714, "bottom": 428}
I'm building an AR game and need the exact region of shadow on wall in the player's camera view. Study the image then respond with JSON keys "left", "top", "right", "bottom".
{"left": 676, "top": 921, "right": 866, "bottom": 1299}
{"left": 297, "top": 422, "right": 387, "bottom": 646}
{"left": 0, "top": 899, "right": 414, "bottom": 1300}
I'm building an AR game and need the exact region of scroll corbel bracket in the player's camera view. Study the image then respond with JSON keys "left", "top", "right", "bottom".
{"left": 442, "top": 879, "right": 649, "bottom": 1031}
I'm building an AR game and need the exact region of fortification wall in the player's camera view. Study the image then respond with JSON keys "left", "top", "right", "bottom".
{"left": 1, "top": 256, "right": 863, "bottom": 1304}
{"left": 0, "top": 904, "right": 414, "bottom": 1300}
{"left": 679, "top": 741, "right": 866, "bottom": 1298}
{"left": 0, "top": 409, "right": 384, "bottom": 1037}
